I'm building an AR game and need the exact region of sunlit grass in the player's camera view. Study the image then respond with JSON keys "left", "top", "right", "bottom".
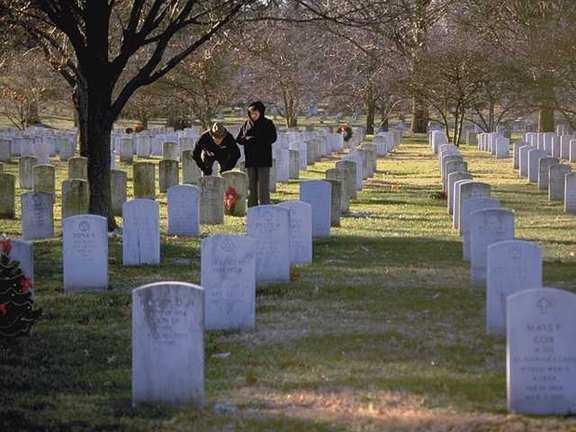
{"left": 2, "top": 134, "right": 576, "bottom": 431}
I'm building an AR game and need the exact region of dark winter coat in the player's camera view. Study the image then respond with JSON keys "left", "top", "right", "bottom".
{"left": 192, "top": 131, "right": 240, "bottom": 175}
{"left": 236, "top": 104, "right": 277, "bottom": 168}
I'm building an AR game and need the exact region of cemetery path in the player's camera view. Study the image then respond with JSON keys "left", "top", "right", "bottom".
{"left": 4, "top": 135, "right": 576, "bottom": 431}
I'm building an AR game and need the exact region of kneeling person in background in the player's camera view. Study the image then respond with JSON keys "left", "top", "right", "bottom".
{"left": 193, "top": 122, "right": 241, "bottom": 176}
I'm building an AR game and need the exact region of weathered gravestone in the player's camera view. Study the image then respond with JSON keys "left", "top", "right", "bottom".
{"left": 62, "top": 179, "right": 89, "bottom": 219}
{"left": 201, "top": 235, "right": 256, "bottom": 330}
{"left": 222, "top": 170, "right": 248, "bottom": 217}
{"left": 326, "top": 168, "right": 350, "bottom": 213}
{"left": 162, "top": 142, "right": 179, "bottom": 161}
{"left": 455, "top": 181, "right": 491, "bottom": 231}
{"left": 336, "top": 160, "right": 357, "bottom": 200}
{"left": 565, "top": 173, "right": 576, "bottom": 214}
{"left": 343, "top": 153, "right": 363, "bottom": 190}
{"left": 167, "top": 185, "right": 200, "bottom": 236}
{"left": 133, "top": 162, "right": 156, "bottom": 200}
{"left": 538, "top": 157, "right": 559, "bottom": 191}
{"left": 200, "top": 176, "right": 225, "bottom": 225}
{"left": 549, "top": 164, "right": 572, "bottom": 202}
{"left": 300, "top": 180, "right": 331, "bottom": 238}
{"left": 461, "top": 197, "right": 501, "bottom": 261}
{"left": 110, "top": 169, "right": 127, "bottom": 217}
{"left": 487, "top": 240, "right": 542, "bottom": 336}
{"left": 246, "top": 205, "right": 291, "bottom": 283}
{"left": 159, "top": 159, "right": 179, "bottom": 193}
{"left": 182, "top": 150, "right": 202, "bottom": 185}
{"left": 277, "top": 200, "right": 313, "bottom": 265}
{"left": 21, "top": 192, "right": 54, "bottom": 240}
{"left": 507, "top": 287, "right": 576, "bottom": 415}
{"left": 0, "top": 173, "right": 15, "bottom": 218}
{"left": 325, "top": 179, "right": 342, "bottom": 227}
{"left": 132, "top": 282, "right": 204, "bottom": 407}
{"left": 9, "top": 240, "right": 34, "bottom": 283}
{"left": 68, "top": 156, "right": 88, "bottom": 180}
{"left": 63, "top": 214, "right": 108, "bottom": 292}
{"left": 470, "top": 208, "right": 515, "bottom": 285}
{"left": 123, "top": 199, "right": 160, "bottom": 266}
{"left": 33, "top": 164, "right": 55, "bottom": 195}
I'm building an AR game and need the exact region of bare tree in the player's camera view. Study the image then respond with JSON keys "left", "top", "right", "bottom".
{"left": 2, "top": 0, "right": 259, "bottom": 228}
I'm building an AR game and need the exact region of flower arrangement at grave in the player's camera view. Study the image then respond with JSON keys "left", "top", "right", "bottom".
{"left": 337, "top": 124, "right": 353, "bottom": 142}
{"left": 224, "top": 186, "right": 239, "bottom": 216}
{"left": 0, "top": 238, "right": 42, "bottom": 345}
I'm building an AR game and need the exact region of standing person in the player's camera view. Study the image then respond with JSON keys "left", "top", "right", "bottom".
{"left": 192, "top": 122, "right": 241, "bottom": 176}
{"left": 236, "top": 101, "right": 277, "bottom": 206}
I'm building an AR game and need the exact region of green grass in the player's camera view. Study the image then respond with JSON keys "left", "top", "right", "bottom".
{"left": 2, "top": 134, "right": 576, "bottom": 431}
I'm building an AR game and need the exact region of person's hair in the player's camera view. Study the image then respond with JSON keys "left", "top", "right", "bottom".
{"left": 248, "top": 101, "right": 266, "bottom": 116}
{"left": 209, "top": 122, "right": 227, "bottom": 140}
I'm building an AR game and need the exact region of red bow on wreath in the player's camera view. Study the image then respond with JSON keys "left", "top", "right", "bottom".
{"left": 224, "top": 186, "right": 239, "bottom": 213}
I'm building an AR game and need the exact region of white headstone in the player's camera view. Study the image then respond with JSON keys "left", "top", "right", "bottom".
{"left": 201, "top": 235, "right": 256, "bottom": 330}
{"left": 132, "top": 282, "right": 204, "bottom": 407}
{"left": 300, "top": 180, "right": 331, "bottom": 238}
{"left": 122, "top": 199, "right": 160, "bottom": 266}
{"left": 63, "top": 215, "right": 108, "bottom": 292}
{"left": 21, "top": 192, "right": 54, "bottom": 241}
{"left": 246, "top": 205, "right": 291, "bottom": 283}
{"left": 470, "top": 208, "right": 515, "bottom": 285}
{"left": 277, "top": 200, "right": 313, "bottom": 265}
{"left": 167, "top": 185, "right": 200, "bottom": 236}
{"left": 507, "top": 288, "right": 576, "bottom": 415}
{"left": 487, "top": 240, "right": 542, "bottom": 336}
{"left": 461, "top": 197, "right": 501, "bottom": 261}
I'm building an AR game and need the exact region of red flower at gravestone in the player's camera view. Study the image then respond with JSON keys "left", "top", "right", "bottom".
{"left": 20, "top": 278, "right": 33, "bottom": 294}
{"left": 0, "top": 304, "right": 8, "bottom": 316}
{"left": 224, "top": 186, "right": 239, "bottom": 214}
{"left": 0, "top": 238, "right": 11, "bottom": 255}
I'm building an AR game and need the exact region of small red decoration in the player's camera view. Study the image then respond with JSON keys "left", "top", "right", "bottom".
{"left": 20, "top": 278, "right": 33, "bottom": 294}
{"left": 0, "top": 239, "right": 12, "bottom": 255}
{"left": 224, "top": 186, "right": 239, "bottom": 214}
{"left": 0, "top": 304, "right": 7, "bottom": 316}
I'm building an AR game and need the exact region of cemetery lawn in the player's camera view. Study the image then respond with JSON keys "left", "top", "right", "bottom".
{"left": 4, "top": 135, "right": 576, "bottom": 431}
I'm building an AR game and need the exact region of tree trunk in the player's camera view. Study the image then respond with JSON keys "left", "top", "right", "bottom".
{"left": 538, "top": 108, "right": 555, "bottom": 132}
{"left": 74, "top": 89, "right": 89, "bottom": 157}
{"left": 84, "top": 79, "right": 116, "bottom": 229}
{"left": 366, "top": 99, "right": 375, "bottom": 135}
{"left": 25, "top": 99, "right": 40, "bottom": 126}
{"left": 411, "top": 96, "right": 428, "bottom": 133}
{"left": 538, "top": 77, "right": 555, "bottom": 132}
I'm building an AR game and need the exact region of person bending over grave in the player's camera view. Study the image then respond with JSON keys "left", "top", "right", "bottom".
{"left": 192, "top": 122, "right": 241, "bottom": 176}
{"left": 236, "top": 101, "right": 277, "bottom": 206}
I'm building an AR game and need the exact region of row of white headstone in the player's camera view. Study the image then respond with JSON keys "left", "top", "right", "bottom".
{"left": 434, "top": 137, "right": 576, "bottom": 416}
{"left": 479, "top": 132, "right": 576, "bottom": 215}
{"left": 131, "top": 127, "right": 401, "bottom": 407}
{"left": 8, "top": 125, "right": 398, "bottom": 407}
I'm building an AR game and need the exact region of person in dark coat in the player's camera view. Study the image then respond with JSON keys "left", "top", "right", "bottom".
{"left": 236, "top": 101, "right": 277, "bottom": 206}
{"left": 192, "top": 122, "right": 240, "bottom": 176}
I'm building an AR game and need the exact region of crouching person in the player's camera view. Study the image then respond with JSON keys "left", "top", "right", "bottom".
{"left": 192, "top": 122, "right": 241, "bottom": 176}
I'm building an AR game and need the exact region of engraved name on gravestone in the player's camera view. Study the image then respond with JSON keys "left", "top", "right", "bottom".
{"left": 507, "top": 288, "right": 576, "bottom": 415}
